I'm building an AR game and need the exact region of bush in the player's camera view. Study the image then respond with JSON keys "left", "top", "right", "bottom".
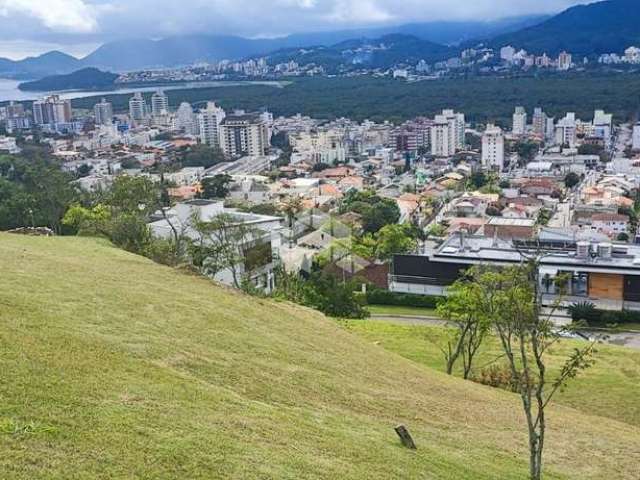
{"left": 569, "top": 301, "right": 640, "bottom": 326}
{"left": 471, "top": 364, "right": 521, "bottom": 393}
{"left": 472, "top": 364, "right": 535, "bottom": 393}
{"left": 365, "top": 289, "right": 442, "bottom": 309}
{"left": 567, "top": 301, "right": 599, "bottom": 323}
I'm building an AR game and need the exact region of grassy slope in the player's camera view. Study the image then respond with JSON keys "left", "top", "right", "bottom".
{"left": 0, "top": 234, "right": 639, "bottom": 479}
{"left": 345, "top": 321, "right": 640, "bottom": 428}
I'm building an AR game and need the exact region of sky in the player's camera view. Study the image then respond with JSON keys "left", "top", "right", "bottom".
{"left": 0, "top": 0, "right": 593, "bottom": 59}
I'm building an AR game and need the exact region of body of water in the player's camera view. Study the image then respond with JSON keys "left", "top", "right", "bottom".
{"left": 0, "top": 79, "right": 287, "bottom": 102}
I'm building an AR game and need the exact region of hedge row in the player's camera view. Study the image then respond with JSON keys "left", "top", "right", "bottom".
{"left": 569, "top": 302, "right": 640, "bottom": 326}
{"left": 365, "top": 289, "right": 442, "bottom": 309}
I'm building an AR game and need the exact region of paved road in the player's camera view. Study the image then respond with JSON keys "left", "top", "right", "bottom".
{"left": 370, "top": 315, "right": 640, "bottom": 351}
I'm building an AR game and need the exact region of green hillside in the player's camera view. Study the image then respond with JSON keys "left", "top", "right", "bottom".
{"left": 0, "top": 234, "right": 639, "bottom": 479}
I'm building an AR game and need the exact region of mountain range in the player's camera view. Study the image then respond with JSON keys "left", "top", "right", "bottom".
{"left": 1, "top": 0, "right": 639, "bottom": 80}
{"left": 0, "top": 15, "right": 547, "bottom": 79}
{"left": 264, "top": 34, "right": 453, "bottom": 73}
{"left": 487, "top": 0, "right": 640, "bottom": 56}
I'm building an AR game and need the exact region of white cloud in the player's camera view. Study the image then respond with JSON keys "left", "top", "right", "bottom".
{"left": 0, "top": 0, "right": 98, "bottom": 33}
{"left": 0, "top": 0, "right": 590, "bottom": 45}
{"left": 325, "top": 0, "right": 394, "bottom": 24}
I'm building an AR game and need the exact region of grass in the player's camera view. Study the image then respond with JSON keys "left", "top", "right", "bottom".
{"left": 366, "top": 304, "right": 439, "bottom": 317}
{"left": 1, "top": 233, "right": 639, "bottom": 479}
{"left": 345, "top": 320, "right": 640, "bottom": 428}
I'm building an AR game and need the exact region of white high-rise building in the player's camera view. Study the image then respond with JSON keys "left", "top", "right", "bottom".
{"left": 128, "top": 92, "right": 147, "bottom": 122}
{"left": 555, "top": 113, "right": 577, "bottom": 147}
{"left": 93, "top": 98, "right": 113, "bottom": 126}
{"left": 220, "top": 112, "right": 269, "bottom": 158}
{"left": 625, "top": 46, "right": 640, "bottom": 64}
{"left": 500, "top": 46, "right": 516, "bottom": 63}
{"left": 438, "top": 109, "right": 465, "bottom": 153}
{"left": 151, "top": 90, "right": 169, "bottom": 118}
{"left": 593, "top": 109, "right": 613, "bottom": 141}
{"left": 197, "top": 102, "right": 226, "bottom": 147}
{"left": 512, "top": 106, "right": 527, "bottom": 135}
{"left": 175, "top": 102, "right": 197, "bottom": 135}
{"left": 632, "top": 123, "right": 640, "bottom": 150}
{"left": 558, "top": 51, "right": 573, "bottom": 71}
{"left": 482, "top": 124, "right": 505, "bottom": 171}
{"left": 32, "top": 95, "right": 72, "bottom": 126}
{"left": 430, "top": 118, "right": 452, "bottom": 157}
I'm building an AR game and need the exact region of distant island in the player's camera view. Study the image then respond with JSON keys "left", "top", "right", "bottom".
{"left": 18, "top": 68, "right": 119, "bottom": 92}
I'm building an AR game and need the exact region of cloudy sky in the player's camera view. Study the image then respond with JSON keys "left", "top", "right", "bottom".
{"left": 0, "top": 0, "right": 592, "bottom": 59}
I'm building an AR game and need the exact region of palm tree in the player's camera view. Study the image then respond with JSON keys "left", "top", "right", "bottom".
{"left": 280, "top": 196, "right": 304, "bottom": 247}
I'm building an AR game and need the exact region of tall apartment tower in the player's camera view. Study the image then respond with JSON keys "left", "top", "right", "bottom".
{"left": 175, "top": 102, "right": 197, "bottom": 135}
{"left": 512, "top": 106, "right": 527, "bottom": 135}
{"left": 558, "top": 51, "right": 573, "bottom": 71}
{"left": 128, "top": 92, "right": 147, "bottom": 122}
{"left": 632, "top": 123, "right": 640, "bottom": 150}
{"left": 219, "top": 112, "right": 269, "bottom": 158}
{"left": 482, "top": 124, "right": 505, "bottom": 171}
{"left": 555, "top": 113, "right": 577, "bottom": 147}
{"left": 430, "top": 117, "right": 452, "bottom": 157}
{"left": 532, "top": 107, "right": 546, "bottom": 138}
{"left": 93, "top": 98, "right": 113, "bottom": 126}
{"left": 440, "top": 109, "right": 465, "bottom": 152}
{"left": 32, "top": 95, "right": 72, "bottom": 126}
{"left": 151, "top": 90, "right": 169, "bottom": 117}
{"left": 197, "top": 102, "right": 226, "bottom": 147}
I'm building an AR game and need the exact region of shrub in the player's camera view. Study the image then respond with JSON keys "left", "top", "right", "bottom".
{"left": 567, "top": 301, "right": 599, "bottom": 323}
{"left": 471, "top": 364, "right": 536, "bottom": 393}
{"left": 568, "top": 302, "right": 640, "bottom": 326}
{"left": 365, "top": 289, "right": 442, "bottom": 309}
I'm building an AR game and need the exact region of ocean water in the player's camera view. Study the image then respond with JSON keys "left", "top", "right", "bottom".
{"left": 0, "top": 79, "right": 287, "bottom": 102}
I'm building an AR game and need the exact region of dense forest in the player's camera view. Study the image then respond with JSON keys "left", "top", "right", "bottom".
{"left": 68, "top": 74, "right": 640, "bottom": 126}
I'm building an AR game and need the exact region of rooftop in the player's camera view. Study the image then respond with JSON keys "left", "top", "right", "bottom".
{"left": 432, "top": 233, "right": 640, "bottom": 273}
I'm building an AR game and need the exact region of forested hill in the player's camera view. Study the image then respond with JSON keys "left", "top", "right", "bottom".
{"left": 487, "top": 0, "right": 640, "bottom": 56}
{"left": 18, "top": 68, "right": 119, "bottom": 92}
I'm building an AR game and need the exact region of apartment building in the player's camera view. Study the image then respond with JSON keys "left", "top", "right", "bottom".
{"left": 219, "top": 112, "right": 269, "bottom": 158}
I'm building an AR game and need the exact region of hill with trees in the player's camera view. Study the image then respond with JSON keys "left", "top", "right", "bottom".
{"left": 487, "top": 0, "right": 640, "bottom": 56}
{"left": 0, "top": 233, "right": 638, "bottom": 479}
{"left": 263, "top": 34, "right": 453, "bottom": 73}
{"left": 18, "top": 68, "right": 119, "bottom": 92}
